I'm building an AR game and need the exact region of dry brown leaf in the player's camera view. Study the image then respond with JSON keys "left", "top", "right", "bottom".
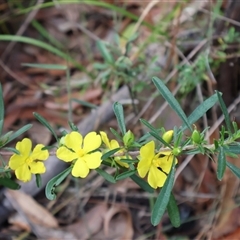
{"left": 28, "top": 121, "right": 52, "bottom": 145}
{"left": 66, "top": 203, "right": 108, "bottom": 240}
{"left": 102, "top": 205, "right": 133, "bottom": 240}
{"left": 5, "top": 189, "right": 58, "bottom": 229}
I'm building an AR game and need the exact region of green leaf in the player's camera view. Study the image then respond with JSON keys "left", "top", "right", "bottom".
{"left": 101, "top": 148, "right": 121, "bottom": 161}
{"left": 216, "top": 91, "right": 232, "bottom": 135}
{"left": 149, "top": 131, "right": 172, "bottom": 149}
{"left": 225, "top": 144, "right": 240, "bottom": 154}
{"left": 22, "top": 63, "right": 67, "bottom": 70}
{"left": 2, "top": 147, "right": 20, "bottom": 155}
{"left": 113, "top": 102, "right": 126, "bottom": 136}
{"left": 5, "top": 124, "right": 32, "bottom": 145}
{"left": 71, "top": 98, "right": 97, "bottom": 109}
{"left": 182, "top": 93, "right": 218, "bottom": 132}
{"left": 95, "top": 168, "right": 116, "bottom": 183}
{"left": 0, "top": 84, "right": 4, "bottom": 135}
{"left": 217, "top": 146, "right": 226, "bottom": 180}
{"left": 152, "top": 77, "right": 192, "bottom": 131}
{"left": 140, "top": 118, "right": 162, "bottom": 135}
{"left": 45, "top": 167, "right": 72, "bottom": 200}
{"left": 167, "top": 193, "right": 181, "bottom": 228}
{"left": 97, "top": 41, "right": 113, "bottom": 63}
{"left": 33, "top": 112, "right": 58, "bottom": 142}
{"left": 0, "top": 177, "right": 21, "bottom": 190}
{"left": 0, "top": 167, "right": 11, "bottom": 173}
{"left": 130, "top": 174, "right": 154, "bottom": 193}
{"left": 151, "top": 157, "right": 176, "bottom": 226}
{"left": 35, "top": 174, "right": 42, "bottom": 188}
{"left": 226, "top": 161, "right": 240, "bottom": 178}
{"left": 115, "top": 170, "right": 136, "bottom": 180}
{"left": 110, "top": 128, "right": 122, "bottom": 142}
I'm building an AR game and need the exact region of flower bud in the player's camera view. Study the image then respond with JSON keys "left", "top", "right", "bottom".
{"left": 191, "top": 130, "right": 201, "bottom": 144}
{"left": 162, "top": 130, "right": 174, "bottom": 144}
{"left": 172, "top": 147, "right": 181, "bottom": 156}
{"left": 123, "top": 130, "right": 134, "bottom": 147}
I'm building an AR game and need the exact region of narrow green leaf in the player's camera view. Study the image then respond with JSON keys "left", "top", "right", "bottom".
{"left": 115, "top": 170, "right": 136, "bottom": 180}
{"left": 0, "top": 168, "right": 11, "bottom": 173}
{"left": 217, "top": 146, "right": 226, "bottom": 180}
{"left": 152, "top": 77, "right": 192, "bottom": 131}
{"left": 97, "top": 41, "right": 113, "bottom": 63}
{"left": 5, "top": 124, "right": 32, "bottom": 145}
{"left": 101, "top": 148, "right": 121, "bottom": 161}
{"left": 216, "top": 91, "right": 232, "bottom": 135}
{"left": 110, "top": 128, "right": 122, "bottom": 142}
{"left": 2, "top": 147, "right": 20, "bottom": 155}
{"left": 225, "top": 144, "right": 240, "bottom": 154}
{"left": 33, "top": 112, "right": 58, "bottom": 142}
{"left": 35, "top": 174, "right": 42, "bottom": 188}
{"left": 71, "top": 98, "right": 97, "bottom": 109}
{"left": 140, "top": 118, "right": 161, "bottom": 135}
{"left": 22, "top": 63, "right": 67, "bottom": 70}
{"left": 226, "top": 161, "right": 240, "bottom": 178}
{"left": 95, "top": 168, "right": 116, "bottom": 183}
{"left": 119, "top": 158, "right": 138, "bottom": 164}
{"left": 0, "top": 177, "right": 21, "bottom": 190}
{"left": 182, "top": 93, "right": 218, "bottom": 132}
{"left": 45, "top": 167, "right": 72, "bottom": 200}
{"left": 130, "top": 174, "right": 154, "bottom": 193}
{"left": 167, "top": 193, "right": 181, "bottom": 228}
{"left": 113, "top": 102, "right": 126, "bottom": 136}
{"left": 149, "top": 131, "right": 172, "bottom": 149}
{"left": 151, "top": 158, "right": 176, "bottom": 226}
{"left": 0, "top": 84, "right": 4, "bottom": 135}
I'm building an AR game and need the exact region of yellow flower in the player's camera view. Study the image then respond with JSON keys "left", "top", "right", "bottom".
{"left": 9, "top": 138, "right": 49, "bottom": 182}
{"left": 56, "top": 131, "right": 102, "bottom": 178}
{"left": 100, "top": 131, "right": 129, "bottom": 168}
{"left": 137, "top": 140, "right": 177, "bottom": 189}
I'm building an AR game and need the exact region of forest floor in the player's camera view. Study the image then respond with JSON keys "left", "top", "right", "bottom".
{"left": 1, "top": 0, "right": 240, "bottom": 239}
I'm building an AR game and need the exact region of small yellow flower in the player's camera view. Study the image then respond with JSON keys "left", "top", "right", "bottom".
{"left": 9, "top": 138, "right": 49, "bottom": 182}
{"left": 137, "top": 141, "right": 177, "bottom": 189}
{"left": 100, "top": 131, "right": 129, "bottom": 168}
{"left": 56, "top": 131, "right": 102, "bottom": 178}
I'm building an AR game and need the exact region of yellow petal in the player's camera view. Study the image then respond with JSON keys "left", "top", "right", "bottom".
{"left": 56, "top": 146, "right": 78, "bottom": 162}
{"left": 72, "top": 158, "right": 89, "bottom": 178}
{"left": 159, "top": 153, "right": 175, "bottom": 173}
{"left": 137, "top": 141, "right": 154, "bottom": 178}
{"left": 65, "top": 131, "right": 83, "bottom": 153}
{"left": 29, "top": 161, "right": 46, "bottom": 174}
{"left": 9, "top": 154, "right": 25, "bottom": 170}
{"left": 16, "top": 138, "right": 32, "bottom": 158}
{"left": 110, "top": 140, "right": 120, "bottom": 150}
{"left": 140, "top": 141, "right": 155, "bottom": 160}
{"left": 83, "top": 132, "right": 101, "bottom": 153}
{"left": 31, "top": 144, "right": 49, "bottom": 160}
{"left": 137, "top": 157, "right": 151, "bottom": 178}
{"left": 84, "top": 152, "right": 102, "bottom": 169}
{"left": 148, "top": 165, "right": 167, "bottom": 189}
{"left": 100, "top": 131, "right": 111, "bottom": 149}
{"left": 15, "top": 164, "right": 31, "bottom": 182}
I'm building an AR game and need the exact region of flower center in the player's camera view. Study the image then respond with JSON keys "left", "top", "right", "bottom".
{"left": 152, "top": 158, "right": 162, "bottom": 168}
{"left": 25, "top": 156, "right": 33, "bottom": 165}
{"left": 77, "top": 149, "right": 85, "bottom": 157}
